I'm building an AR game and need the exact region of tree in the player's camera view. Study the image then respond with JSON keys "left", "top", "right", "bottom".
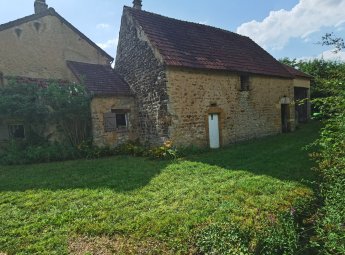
{"left": 320, "top": 32, "right": 345, "bottom": 53}
{"left": 0, "top": 80, "right": 91, "bottom": 146}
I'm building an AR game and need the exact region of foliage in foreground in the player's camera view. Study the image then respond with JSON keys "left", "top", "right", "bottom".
{"left": 310, "top": 86, "right": 345, "bottom": 254}
{"left": 282, "top": 56, "right": 345, "bottom": 254}
{"left": 0, "top": 122, "right": 320, "bottom": 254}
{"left": 0, "top": 139, "right": 179, "bottom": 165}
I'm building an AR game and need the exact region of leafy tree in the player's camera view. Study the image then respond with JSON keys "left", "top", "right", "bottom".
{"left": 40, "top": 82, "right": 91, "bottom": 146}
{"left": 0, "top": 79, "right": 91, "bottom": 146}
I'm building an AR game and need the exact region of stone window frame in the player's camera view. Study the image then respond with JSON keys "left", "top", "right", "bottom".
{"left": 239, "top": 75, "right": 251, "bottom": 91}
{"left": 104, "top": 109, "right": 130, "bottom": 133}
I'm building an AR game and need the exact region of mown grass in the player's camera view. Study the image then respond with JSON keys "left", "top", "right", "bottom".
{"left": 0, "top": 122, "right": 321, "bottom": 254}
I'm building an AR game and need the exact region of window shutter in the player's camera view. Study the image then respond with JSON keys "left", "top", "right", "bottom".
{"left": 104, "top": 112, "right": 117, "bottom": 132}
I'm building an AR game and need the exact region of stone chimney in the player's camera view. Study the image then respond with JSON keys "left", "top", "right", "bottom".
{"left": 34, "top": 0, "right": 48, "bottom": 14}
{"left": 133, "top": 0, "right": 142, "bottom": 10}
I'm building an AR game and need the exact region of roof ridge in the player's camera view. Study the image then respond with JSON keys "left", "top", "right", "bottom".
{"left": 282, "top": 64, "right": 313, "bottom": 79}
{"left": 0, "top": 8, "right": 113, "bottom": 62}
{"left": 123, "top": 6, "right": 293, "bottom": 78}
{"left": 124, "top": 6, "right": 248, "bottom": 39}
{"left": 67, "top": 60, "right": 132, "bottom": 96}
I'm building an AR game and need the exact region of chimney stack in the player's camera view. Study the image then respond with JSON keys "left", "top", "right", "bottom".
{"left": 133, "top": 0, "right": 142, "bottom": 10}
{"left": 34, "top": 0, "right": 48, "bottom": 14}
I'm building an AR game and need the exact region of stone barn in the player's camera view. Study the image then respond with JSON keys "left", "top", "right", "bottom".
{"left": 0, "top": 0, "right": 312, "bottom": 149}
{"left": 114, "top": 0, "right": 312, "bottom": 148}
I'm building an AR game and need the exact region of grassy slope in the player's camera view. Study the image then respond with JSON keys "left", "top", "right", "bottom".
{"left": 0, "top": 123, "right": 320, "bottom": 254}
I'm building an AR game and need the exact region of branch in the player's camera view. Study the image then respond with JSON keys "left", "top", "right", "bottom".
{"left": 320, "top": 33, "right": 345, "bottom": 53}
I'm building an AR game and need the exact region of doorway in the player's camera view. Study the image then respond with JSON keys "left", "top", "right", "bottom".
{"left": 281, "top": 104, "right": 290, "bottom": 133}
{"left": 294, "top": 87, "right": 309, "bottom": 123}
{"left": 208, "top": 113, "right": 220, "bottom": 149}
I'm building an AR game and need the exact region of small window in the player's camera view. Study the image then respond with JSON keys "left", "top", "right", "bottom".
{"left": 240, "top": 75, "right": 250, "bottom": 91}
{"left": 8, "top": 124, "right": 25, "bottom": 139}
{"left": 116, "top": 113, "right": 127, "bottom": 129}
{"left": 104, "top": 110, "right": 129, "bottom": 132}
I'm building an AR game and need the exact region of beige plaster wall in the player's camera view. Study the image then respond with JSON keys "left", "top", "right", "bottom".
{"left": 91, "top": 96, "right": 138, "bottom": 147}
{"left": 0, "top": 15, "right": 110, "bottom": 81}
{"left": 166, "top": 67, "right": 295, "bottom": 147}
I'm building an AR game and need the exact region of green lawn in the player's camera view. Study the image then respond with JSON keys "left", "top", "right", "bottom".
{"left": 0, "top": 123, "right": 321, "bottom": 254}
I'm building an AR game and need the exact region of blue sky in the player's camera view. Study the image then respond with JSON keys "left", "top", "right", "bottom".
{"left": 1, "top": 0, "right": 345, "bottom": 61}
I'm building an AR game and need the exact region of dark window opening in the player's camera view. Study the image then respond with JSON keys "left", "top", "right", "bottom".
{"left": 294, "top": 87, "right": 309, "bottom": 123}
{"left": 116, "top": 113, "right": 127, "bottom": 129}
{"left": 8, "top": 124, "right": 25, "bottom": 139}
{"left": 281, "top": 104, "right": 290, "bottom": 133}
{"left": 104, "top": 109, "right": 129, "bottom": 132}
{"left": 240, "top": 75, "right": 250, "bottom": 91}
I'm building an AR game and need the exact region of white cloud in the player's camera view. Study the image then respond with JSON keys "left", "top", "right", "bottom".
{"left": 96, "top": 23, "right": 111, "bottom": 29}
{"left": 97, "top": 37, "right": 119, "bottom": 50}
{"left": 198, "top": 20, "right": 209, "bottom": 25}
{"left": 237, "top": 0, "right": 345, "bottom": 50}
{"left": 299, "top": 50, "right": 345, "bottom": 62}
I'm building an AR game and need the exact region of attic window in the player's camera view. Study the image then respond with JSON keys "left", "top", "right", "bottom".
{"left": 240, "top": 75, "right": 250, "bottom": 91}
{"left": 14, "top": 27, "right": 23, "bottom": 38}
{"left": 33, "top": 21, "right": 42, "bottom": 32}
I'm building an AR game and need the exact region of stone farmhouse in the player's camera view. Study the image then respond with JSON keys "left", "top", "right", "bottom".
{"left": 0, "top": 0, "right": 311, "bottom": 149}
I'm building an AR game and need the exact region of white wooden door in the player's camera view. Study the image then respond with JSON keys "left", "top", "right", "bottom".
{"left": 208, "top": 113, "right": 220, "bottom": 149}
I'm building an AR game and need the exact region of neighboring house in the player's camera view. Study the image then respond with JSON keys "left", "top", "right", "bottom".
{"left": 115, "top": 0, "right": 312, "bottom": 148}
{"left": 0, "top": 0, "right": 136, "bottom": 146}
{"left": 0, "top": 0, "right": 312, "bottom": 149}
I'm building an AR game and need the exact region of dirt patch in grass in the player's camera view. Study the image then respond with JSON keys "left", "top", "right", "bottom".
{"left": 68, "top": 236, "right": 181, "bottom": 255}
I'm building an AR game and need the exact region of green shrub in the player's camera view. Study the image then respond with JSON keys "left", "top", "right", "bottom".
{"left": 77, "top": 140, "right": 115, "bottom": 159}
{"left": 309, "top": 71, "right": 345, "bottom": 254}
{"left": 115, "top": 140, "right": 146, "bottom": 156}
{"left": 115, "top": 140, "right": 179, "bottom": 160}
{"left": 0, "top": 141, "right": 79, "bottom": 165}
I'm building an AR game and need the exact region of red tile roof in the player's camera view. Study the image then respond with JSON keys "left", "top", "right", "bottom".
{"left": 125, "top": 7, "right": 293, "bottom": 79}
{"left": 67, "top": 61, "right": 132, "bottom": 96}
{"left": 282, "top": 64, "right": 313, "bottom": 79}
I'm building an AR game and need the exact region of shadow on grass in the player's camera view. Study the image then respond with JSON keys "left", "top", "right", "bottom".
{"left": 0, "top": 122, "right": 321, "bottom": 192}
{"left": 186, "top": 122, "right": 322, "bottom": 186}
{"left": 0, "top": 156, "right": 169, "bottom": 192}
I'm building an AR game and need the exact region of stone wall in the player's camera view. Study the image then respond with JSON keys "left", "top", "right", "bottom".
{"left": 115, "top": 9, "right": 169, "bottom": 145}
{"left": 91, "top": 96, "right": 138, "bottom": 147}
{"left": 166, "top": 67, "right": 295, "bottom": 147}
{"left": 0, "top": 15, "right": 110, "bottom": 81}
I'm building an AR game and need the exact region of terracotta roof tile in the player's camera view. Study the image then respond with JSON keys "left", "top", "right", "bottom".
{"left": 282, "top": 64, "right": 313, "bottom": 79}
{"left": 67, "top": 61, "right": 132, "bottom": 96}
{"left": 125, "top": 7, "right": 293, "bottom": 78}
